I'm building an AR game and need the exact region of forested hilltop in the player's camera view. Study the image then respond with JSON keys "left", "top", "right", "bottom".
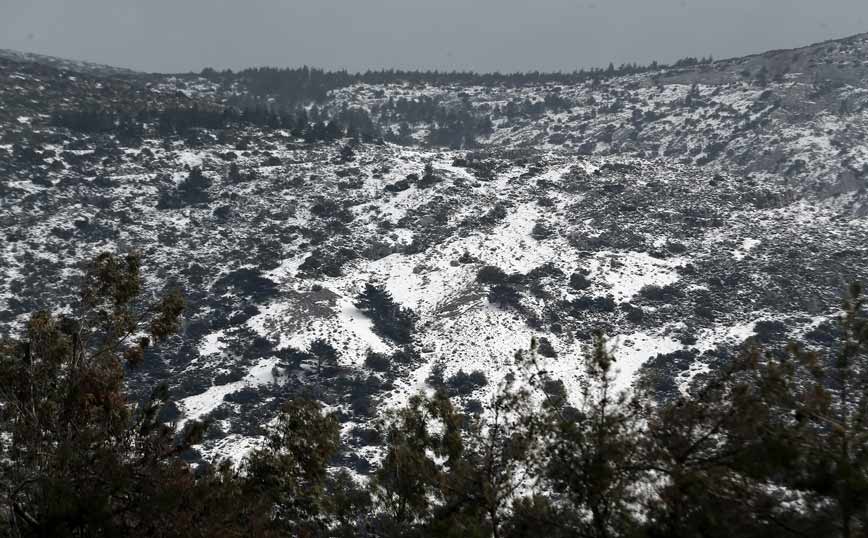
{"left": 2, "top": 31, "right": 868, "bottom": 537}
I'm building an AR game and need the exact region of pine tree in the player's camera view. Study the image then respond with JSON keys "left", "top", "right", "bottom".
{"left": 242, "top": 399, "right": 341, "bottom": 535}
{"left": 517, "top": 333, "right": 650, "bottom": 538}
{"left": 643, "top": 284, "right": 868, "bottom": 537}
{"left": 441, "top": 388, "right": 538, "bottom": 538}
{"left": 355, "top": 283, "right": 418, "bottom": 345}
{"left": 371, "top": 391, "right": 462, "bottom": 534}
{"left": 642, "top": 350, "right": 792, "bottom": 537}
{"left": 0, "top": 253, "right": 213, "bottom": 536}
{"left": 742, "top": 283, "right": 868, "bottom": 536}
{"left": 310, "top": 338, "right": 339, "bottom": 379}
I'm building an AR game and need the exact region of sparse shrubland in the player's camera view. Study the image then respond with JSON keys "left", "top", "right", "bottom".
{"left": 2, "top": 254, "right": 867, "bottom": 536}
{"left": 5, "top": 33, "right": 868, "bottom": 537}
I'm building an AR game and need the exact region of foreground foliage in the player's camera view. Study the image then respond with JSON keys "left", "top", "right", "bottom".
{"left": 1, "top": 254, "right": 867, "bottom": 537}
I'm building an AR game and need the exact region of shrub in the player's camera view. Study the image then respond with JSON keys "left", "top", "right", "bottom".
{"left": 571, "top": 294, "right": 616, "bottom": 314}
{"left": 417, "top": 163, "right": 441, "bottom": 189}
{"left": 464, "top": 399, "right": 484, "bottom": 414}
{"left": 211, "top": 268, "right": 278, "bottom": 301}
{"left": 179, "top": 167, "right": 211, "bottom": 200}
{"left": 542, "top": 379, "right": 568, "bottom": 406}
{"left": 804, "top": 321, "right": 840, "bottom": 346}
{"left": 227, "top": 162, "right": 246, "bottom": 182}
{"left": 638, "top": 284, "right": 683, "bottom": 303}
{"left": 666, "top": 241, "right": 688, "bottom": 254}
{"left": 298, "top": 248, "right": 358, "bottom": 278}
{"left": 350, "top": 394, "right": 375, "bottom": 417}
{"left": 537, "top": 337, "right": 558, "bottom": 358}
{"left": 339, "top": 144, "right": 355, "bottom": 162}
{"left": 488, "top": 285, "right": 522, "bottom": 309}
{"left": 275, "top": 347, "right": 312, "bottom": 370}
{"left": 477, "top": 265, "right": 508, "bottom": 285}
{"left": 694, "top": 305, "right": 715, "bottom": 320}
{"left": 531, "top": 221, "right": 553, "bottom": 240}
{"left": 214, "top": 368, "right": 246, "bottom": 385}
{"left": 569, "top": 272, "right": 591, "bottom": 290}
{"left": 480, "top": 202, "right": 509, "bottom": 225}
{"left": 213, "top": 205, "right": 232, "bottom": 220}
{"left": 157, "top": 167, "right": 211, "bottom": 208}
{"left": 446, "top": 369, "right": 488, "bottom": 396}
{"left": 385, "top": 179, "right": 410, "bottom": 192}
{"left": 311, "top": 199, "right": 354, "bottom": 222}
{"left": 349, "top": 426, "right": 380, "bottom": 446}
{"left": 753, "top": 320, "right": 787, "bottom": 343}
{"left": 364, "top": 351, "right": 391, "bottom": 372}
{"left": 223, "top": 387, "right": 260, "bottom": 405}
{"left": 310, "top": 339, "right": 340, "bottom": 376}
{"left": 623, "top": 304, "right": 645, "bottom": 323}
{"left": 391, "top": 347, "right": 420, "bottom": 365}
{"left": 526, "top": 263, "right": 564, "bottom": 281}
{"left": 426, "top": 362, "right": 446, "bottom": 389}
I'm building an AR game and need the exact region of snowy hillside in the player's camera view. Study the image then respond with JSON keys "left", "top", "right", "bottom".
{"left": 2, "top": 33, "right": 868, "bottom": 467}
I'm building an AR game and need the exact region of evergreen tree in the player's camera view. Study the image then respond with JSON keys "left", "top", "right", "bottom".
{"left": 520, "top": 333, "right": 650, "bottom": 538}
{"left": 242, "top": 399, "right": 341, "bottom": 535}
{"left": 643, "top": 283, "right": 868, "bottom": 537}
{"left": 371, "top": 391, "right": 463, "bottom": 534}
{"left": 310, "top": 338, "right": 340, "bottom": 379}
{"left": 356, "top": 283, "right": 418, "bottom": 345}
{"left": 0, "top": 253, "right": 222, "bottom": 537}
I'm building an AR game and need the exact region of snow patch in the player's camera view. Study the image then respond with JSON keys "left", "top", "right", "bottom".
{"left": 177, "top": 358, "right": 279, "bottom": 427}
{"left": 199, "top": 329, "right": 228, "bottom": 357}
{"left": 733, "top": 238, "right": 760, "bottom": 261}
{"left": 608, "top": 331, "right": 683, "bottom": 393}
{"left": 590, "top": 251, "right": 686, "bottom": 302}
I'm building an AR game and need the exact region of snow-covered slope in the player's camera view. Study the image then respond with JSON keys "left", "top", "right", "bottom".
{"left": 2, "top": 35, "right": 868, "bottom": 468}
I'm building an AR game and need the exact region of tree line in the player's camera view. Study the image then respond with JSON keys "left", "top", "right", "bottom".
{"left": 50, "top": 87, "right": 575, "bottom": 151}
{"left": 50, "top": 97, "right": 497, "bottom": 150}
{"left": 1, "top": 252, "right": 867, "bottom": 537}
{"left": 50, "top": 104, "right": 383, "bottom": 145}
{"left": 200, "top": 55, "right": 716, "bottom": 107}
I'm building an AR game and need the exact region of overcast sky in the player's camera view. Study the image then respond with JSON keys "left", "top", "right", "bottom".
{"left": 1, "top": 0, "right": 867, "bottom": 73}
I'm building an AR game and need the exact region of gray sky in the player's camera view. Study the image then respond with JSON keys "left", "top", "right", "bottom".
{"left": 1, "top": 0, "right": 867, "bottom": 73}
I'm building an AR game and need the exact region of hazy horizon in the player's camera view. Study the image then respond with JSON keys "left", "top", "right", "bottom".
{"left": 1, "top": 1, "right": 867, "bottom": 74}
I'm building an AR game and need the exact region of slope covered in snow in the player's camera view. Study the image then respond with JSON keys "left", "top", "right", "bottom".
{"left": 2, "top": 34, "right": 868, "bottom": 467}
